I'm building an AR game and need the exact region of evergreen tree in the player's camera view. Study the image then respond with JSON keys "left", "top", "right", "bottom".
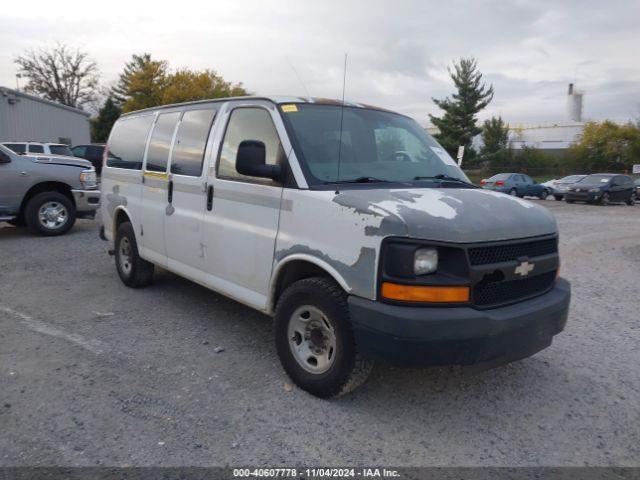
{"left": 112, "top": 53, "right": 168, "bottom": 113}
{"left": 91, "top": 96, "right": 121, "bottom": 143}
{"left": 429, "top": 58, "right": 494, "bottom": 159}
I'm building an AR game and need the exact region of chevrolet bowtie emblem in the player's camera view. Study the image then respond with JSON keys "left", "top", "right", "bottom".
{"left": 515, "top": 261, "right": 535, "bottom": 277}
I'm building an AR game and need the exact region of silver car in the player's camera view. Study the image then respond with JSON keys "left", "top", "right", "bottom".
{"left": 0, "top": 144, "right": 100, "bottom": 236}
{"left": 547, "top": 175, "right": 587, "bottom": 200}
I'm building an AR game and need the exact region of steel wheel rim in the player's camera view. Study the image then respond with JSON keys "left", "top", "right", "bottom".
{"left": 119, "top": 237, "right": 133, "bottom": 275}
{"left": 38, "top": 201, "right": 68, "bottom": 229}
{"left": 287, "top": 305, "right": 337, "bottom": 374}
{"left": 602, "top": 193, "right": 609, "bottom": 205}
{"left": 509, "top": 189, "right": 517, "bottom": 196}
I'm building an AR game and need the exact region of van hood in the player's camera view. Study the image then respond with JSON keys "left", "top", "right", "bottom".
{"left": 30, "top": 154, "right": 92, "bottom": 169}
{"left": 332, "top": 187, "right": 557, "bottom": 243}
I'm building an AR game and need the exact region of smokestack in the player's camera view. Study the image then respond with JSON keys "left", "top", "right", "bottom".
{"left": 567, "top": 83, "right": 583, "bottom": 122}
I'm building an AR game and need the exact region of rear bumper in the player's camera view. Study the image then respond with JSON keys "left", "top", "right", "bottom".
{"left": 72, "top": 189, "right": 101, "bottom": 217}
{"left": 348, "top": 278, "right": 571, "bottom": 366}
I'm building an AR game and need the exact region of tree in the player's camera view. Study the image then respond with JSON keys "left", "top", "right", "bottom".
{"left": 161, "top": 69, "right": 247, "bottom": 105}
{"left": 568, "top": 121, "right": 640, "bottom": 172}
{"left": 14, "top": 43, "right": 100, "bottom": 109}
{"left": 481, "top": 116, "right": 509, "bottom": 156}
{"left": 480, "top": 116, "right": 511, "bottom": 170}
{"left": 113, "top": 53, "right": 168, "bottom": 113}
{"left": 113, "top": 54, "right": 248, "bottom": 113}
{"left": 91, "top": 96, "right": 121, "bottom": 143}
{"left": 429, "top": 58, "right": 494, "bottom": 160}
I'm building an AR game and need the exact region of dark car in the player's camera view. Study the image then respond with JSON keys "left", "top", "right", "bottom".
{"left": 564, "top": 173, "right": 635, "bottom": 205}
{"left": 634, "top": 178, "right": 640, "bottom": 201}
{"left": 480, "top": 173, "right": 549, "bottom": 199}
{"left": 71, "top": 144, "right": 105, "bottom": 175}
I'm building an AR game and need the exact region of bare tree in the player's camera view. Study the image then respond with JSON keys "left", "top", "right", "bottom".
{"left": 15, "top": 43, "right": 100, "bottom": 109}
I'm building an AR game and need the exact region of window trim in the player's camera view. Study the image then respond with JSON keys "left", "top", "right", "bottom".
{"left": 215, "top": 105, "right": 286, "bottom": 187}
{"left": 168, "top": 108, "right": 217, "bottom": 178}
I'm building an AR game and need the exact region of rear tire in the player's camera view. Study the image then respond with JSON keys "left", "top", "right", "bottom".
{"left": 601, "top": 192, "right": 610, "bottom": 206}
{"left": 274, "top": 277, "right": 373, "bottom": 398}
{"left": 25, "top": 191, "right": 76, "bottom": 236}
{"left": 627, "top": 195, "right": 636, "bottom": 206}
{"left": 554, "top": 195, "right": 563, "bottom": 201}
{"left": 115, "top": 221, "right": 154, "bottom": 288}
{"left": 509, "top": 188, "right": 518, "bottom": 196}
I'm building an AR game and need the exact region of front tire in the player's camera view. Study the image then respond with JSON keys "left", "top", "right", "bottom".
{"left": 115, "top": 221, "right": 154, "bottom": 288}
{"left": 627, "top": 195, "right": 636, "bottom": 206}
{"left": 539, "top": 189, "right": 549, "bottom": 200}
{"left": 554, "top": 195, "right": 563, "bottom": 201}
{"left": 274, "top": 277, "right": 373, "bottom": 398}
{"left": 25, "top": 191, "right": 76, "bottom": 236}
{"left": 601, "top": 192, "right": 610, "bottom": 206}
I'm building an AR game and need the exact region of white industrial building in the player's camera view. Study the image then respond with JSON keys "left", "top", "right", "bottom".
{"left": 0, "top": 86, "right": 91, "bottom": 146}
{"left": 507, "top": 84, "right": 585, "bottom": 156}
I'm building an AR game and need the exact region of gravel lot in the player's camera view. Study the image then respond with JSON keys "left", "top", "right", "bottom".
{"left": 1, "top": 200, "right": 639, "bottom": 467}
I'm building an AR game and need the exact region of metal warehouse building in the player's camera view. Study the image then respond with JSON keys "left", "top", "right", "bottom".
{"left": 0, "top": 86, "right": 90, "bottom": 146}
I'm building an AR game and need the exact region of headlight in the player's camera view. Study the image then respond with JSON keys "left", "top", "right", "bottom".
{"left": 80, "top": 169, "right": 97, "bottom": 185}
{"left": 414, "top": 248, "right": 438, "bottom": 275}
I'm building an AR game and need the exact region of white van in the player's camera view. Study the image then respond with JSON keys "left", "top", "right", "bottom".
{"left": 100, "top": 96, "right": 570, "bottom": 398}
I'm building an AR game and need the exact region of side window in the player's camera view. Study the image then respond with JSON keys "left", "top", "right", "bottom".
{"left": 106, "top": 115, "right": 154, "bottom": 170}
{"left": 72, "top": 146, "right": 86, "bottom": 157}
{"left": 513, "top": 175, "right": 522, "bottom": 182}
{"left": 4, "top": 143, "right": 26, "bottom": 154}
{"left": 218, "top": 107, "right": 285, "bottom": 184}
{"left": 523, "top": 175, "right": 533, "bottom": 184}
{"left": 29, "top": 144, "right": 44, "bottom": 154}
{"left": 145, "top": 112, "right": 180, "bottom": 172}
{"left": 170, "top": 109, "right": 216, "bottom": 177}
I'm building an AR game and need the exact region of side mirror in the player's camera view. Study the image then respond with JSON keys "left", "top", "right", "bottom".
{"left": 236, "top": 140, "right": 281, "bottom": 181}
{"left": 0, "top": 151, "right": 11, "bottom": 164}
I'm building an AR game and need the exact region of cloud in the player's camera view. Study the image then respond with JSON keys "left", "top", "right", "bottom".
{"left": 1, "top": 0, "right": 638, "bottom": 124}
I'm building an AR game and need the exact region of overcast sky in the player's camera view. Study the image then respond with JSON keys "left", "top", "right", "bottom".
{"left": 1, "top": 0, "right": 639, "bottom": 125}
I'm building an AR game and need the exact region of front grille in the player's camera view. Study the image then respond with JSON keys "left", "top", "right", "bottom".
{"left": 474, "top": 271, "right": 556, "bottom": 307}
{"left": 468, "top": 238, "right": 557, "bottom": 266}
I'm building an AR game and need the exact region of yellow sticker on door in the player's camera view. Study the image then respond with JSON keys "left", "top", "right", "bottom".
{"left": 281, "top": 104, "right": 298, "bottom": 113}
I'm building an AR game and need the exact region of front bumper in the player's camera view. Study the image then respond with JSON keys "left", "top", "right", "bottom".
{"left": 564, "top": 191, "right": 601, "bottom": 202}
{"left": 348, "top": 278, "right": 570, "bottom": 366}
{"left": 72, "top": 188, "right": 101, "bottom": 217}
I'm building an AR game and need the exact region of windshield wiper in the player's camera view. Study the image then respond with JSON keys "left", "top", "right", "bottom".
{"left": 413, "top": 174, "right": 478, "bottom": 188}
{"left": 324, "top": 176, "right": 391, "bottom": 185}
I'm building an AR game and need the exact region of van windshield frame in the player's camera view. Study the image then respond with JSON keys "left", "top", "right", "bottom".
{"left": 278, "top": 103, "right": 470, "bottom": 189}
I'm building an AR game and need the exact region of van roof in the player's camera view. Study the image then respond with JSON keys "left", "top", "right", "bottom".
{"left": 120, "top": 95, "right": 395, "bottom": 118}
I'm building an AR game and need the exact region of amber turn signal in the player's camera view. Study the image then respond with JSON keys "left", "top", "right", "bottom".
{"left": 381, "top": 282, "right": 470, "bottom": 303}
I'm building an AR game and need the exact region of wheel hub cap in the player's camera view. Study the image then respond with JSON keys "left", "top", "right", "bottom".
{"left": 38, "top": 202, "right": 68, "bottom": 229}
{"left": 288, "top": 305, "right": 337, "bottom": 374}
{"left": 119, "top": 238, "right": 133, "bottom": 275}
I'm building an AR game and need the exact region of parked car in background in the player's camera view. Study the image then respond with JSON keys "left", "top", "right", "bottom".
{"left": 1, "top": 141, "right": 74, "bottom": 157}
{"left": 0, "top": 144, "right": 100, "bottom": 235}
{"left": 565, "top": 174, "right": 635, "bottom": 205}
{"left": 634, "top": 178, "right": 640, "bottom": 200}
{"left": 71, "top": 144, "right": 106, "bottom": 175}
{"left": 546, "top": 175, "right": 587, "bottom": 200}
{"left": 480, "top": 173, "right": 549, "bottom": 199}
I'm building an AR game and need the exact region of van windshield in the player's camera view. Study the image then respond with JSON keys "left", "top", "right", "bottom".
{"left": 280, "top": 104, "right": 469, "bottom": 186}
